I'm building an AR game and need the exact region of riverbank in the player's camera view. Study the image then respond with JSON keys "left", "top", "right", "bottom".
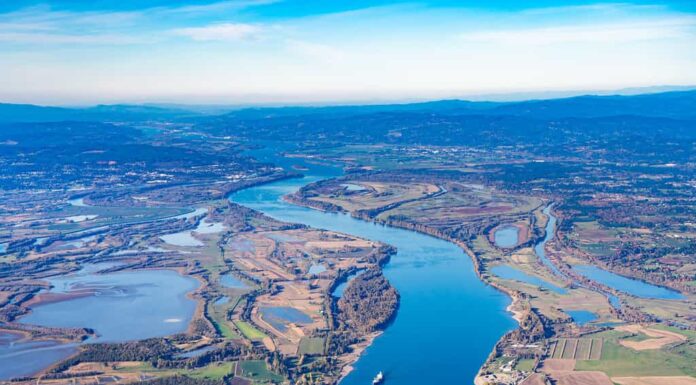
{"left": 284, "top": 191, "right": 526, "bottom": 384}
{"left": 228, "top": 163, "right": 516, "bottom": 385}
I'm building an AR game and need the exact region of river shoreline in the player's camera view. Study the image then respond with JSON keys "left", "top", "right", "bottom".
{"left": 283, "top": 192, "right": 524, "bottom": 384}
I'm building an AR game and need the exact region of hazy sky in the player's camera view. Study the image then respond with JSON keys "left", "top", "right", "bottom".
{"left": 1, "top": 0, "right": 696, "bottom": 105}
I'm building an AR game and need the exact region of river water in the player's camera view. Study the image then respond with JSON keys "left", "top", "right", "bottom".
{"left": 230, "top": 144, "right": 515, "bottom": 385}
{"left": 2, "top": 142, "right": 515, "bottom": 383}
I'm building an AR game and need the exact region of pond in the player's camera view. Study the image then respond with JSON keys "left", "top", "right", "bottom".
{"left": 160, "top": 231, "right": 203, "bottom": 247}
{"left": 259, "top": 306, "right": 313, "bottom": 332}
{"left": 175, "top": 345, "right": 216, "bottom": 359}
{"left": 308, "top": 264, "right": 326, "bottom": 275}
{"left": 494, "top": 226, "right": 519, "bottom": 248}
{"left": 563, "top": 310, "right": 598, "bottom": 326}
{"left": 342, "top": 183, "right": 366, "bottom": 192}
{"left": 220, "top": 274, "right": 248, "bottom": 289}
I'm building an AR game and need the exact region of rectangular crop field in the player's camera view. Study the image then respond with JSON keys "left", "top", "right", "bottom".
{"left": 550, "top": 338, "right": 602, "bottom": 360}
{"left": 298, "top": 337, "right": 325, "bottom": 356}
{"left": 589, "top": 338, "right": 603, "bottom": 360}
{"left": 562, "top": 338, "right": 578, "bottom": 359}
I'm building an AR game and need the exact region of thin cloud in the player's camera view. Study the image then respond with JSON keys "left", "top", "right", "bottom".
{"left": 174, "top": 23, "right": 263, "bottom": 41}
{"left": 158, "top": 0, "right": 279, "bottom": 15}
{"left": 0, "top": 1, "right": 273, "bottom": 45}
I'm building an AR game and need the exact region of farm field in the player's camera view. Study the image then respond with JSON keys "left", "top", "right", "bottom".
{"left": 235, "top": 320, "right": 268, "bottom": 341}
{"left": 307, "top": 180, "right": 441, "bottom": 212}
{"left": 238, "top": 360, "right": 285, "bottom": 383}
{"left": 574, "top": 329, "right": 695, "bottom": 377}
{"left": 549, "top": 338, "right": 603, "bottom": 360}
{"left": 298, "top": 337, "right": 325, "bottom": 356}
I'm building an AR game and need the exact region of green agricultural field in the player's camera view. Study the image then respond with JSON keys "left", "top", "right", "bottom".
{"left": 651, "top": 324, "right": 696, "bottom": 339}
{"left": 235, "top": 321, "right": 268, "bottom": 340}
{"left": 514, "top": 359, "right": 535, "bottom": 372}
{"left": 208, "top": 297, "right": 241, "bottom": 339}
{"left": 575, "top": 331, "right": 696, "bottom": 377}
{"left": 190, "top": 362, "right": 235, "bottom": 379}
{"left": 238, "top": 360, "right": 284, "bottom": 383}
{"left": 298, "top": 337, "right": 325, "bottom": 356}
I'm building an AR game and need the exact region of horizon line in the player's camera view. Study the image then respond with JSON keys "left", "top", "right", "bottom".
{"left": 2, "top": 84, "right": 696, "bottom": 109}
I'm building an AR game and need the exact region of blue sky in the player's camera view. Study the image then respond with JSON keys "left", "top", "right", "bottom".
{"left": 1, "top": 1, "right": 695, "bottom": 105}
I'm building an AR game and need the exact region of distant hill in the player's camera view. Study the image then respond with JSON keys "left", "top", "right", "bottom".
{"left": 0, "top": 103, "right": 199, "bottom": 123}
{"left": 488, "top": 90, "right": 696, "bottom": 119}
{"left": 1, "top": 89, "right": 695, "bottom": 123}
{"left": 220, "top": 90, "right": 696, "bottom": 120}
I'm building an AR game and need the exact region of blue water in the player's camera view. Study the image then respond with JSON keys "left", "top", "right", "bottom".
{"left": 535, "top": 205, "right": 567, "bottom": 279}
{"left": 308, "top": 264, "right": 327, "bottom": 275}
{"left": 215, "top": 296, "right": 230, "bottom": 306}
{"left": 332, "top": 270, "right": 362, "bottom": 298}
{"left": 490, "top": 265, "right": 567, "bottom": 294}
{"left": 494, "top": 226, "right": 519, "bottom": 248}
{"left": 259, "top": 306, "right": 313, "bottom": 332}
{"left": 21, "top": 268, "right": 199, "bottom": 342}
{"left": 176, "top": 345, "right": 216, "bottom": 358}
{"left": 564, "top": 310, "right": 598, "bottom": 326}
{"left": 230, "top": 142, "right": 515, "bottom": 385}
{"left": 0, "top": 267, "right": 198, "bottom": 380}
{"left": 0, "top": 332, "right": 77, "bottom": 380}
{"left": 608, "top": 294, "right": 622, "bottom": 309}
{"left": 220, "top": 274, "right": 248, "bottom": 289}
{"left": 572, "top": 265, "right": 685, "bottom": 300}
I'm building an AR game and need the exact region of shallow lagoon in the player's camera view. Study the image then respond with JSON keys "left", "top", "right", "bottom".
{"left": 1, "top": 267, "right": 198, "bottom": 379}
{"left": 573, "top": 265, "right": 684, "bottom": 300}
{"left": 21, "top": 268, "right": 199, "bottom": 342}
{"left": 160, "top": 231, "right": 203, "bottom": 247}
{"left": 0, "top": 332, "right": 77, "bottom": 380}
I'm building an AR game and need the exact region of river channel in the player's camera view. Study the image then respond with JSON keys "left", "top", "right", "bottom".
{"left": 230, "top": 145, "right": 516, "bottom": 385}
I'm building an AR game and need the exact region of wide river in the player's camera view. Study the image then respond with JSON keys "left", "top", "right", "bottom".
{"left": 1, "top": 143, "right": 514, "bottom": 384}
{"left": 230, "top": 144, "right": 515, "bottom": 385}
